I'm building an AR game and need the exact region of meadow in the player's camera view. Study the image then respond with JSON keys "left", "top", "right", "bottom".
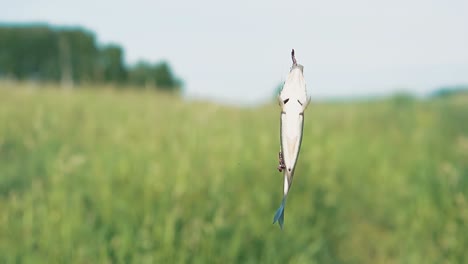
{"left": 0, "top": 84, "right": 467, "bottom": 263}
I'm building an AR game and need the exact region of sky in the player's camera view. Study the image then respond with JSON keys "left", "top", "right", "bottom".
{"left": 2, "top": 0, "right": 468, "bottom": 105}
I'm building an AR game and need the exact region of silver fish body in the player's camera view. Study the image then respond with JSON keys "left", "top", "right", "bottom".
{"left": 273, "top": 50, "right": 309, "bottom": 229}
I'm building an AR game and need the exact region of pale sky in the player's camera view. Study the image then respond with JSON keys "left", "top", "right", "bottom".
{"left": 2, "top": 0, "right": 468, "bottom": 104}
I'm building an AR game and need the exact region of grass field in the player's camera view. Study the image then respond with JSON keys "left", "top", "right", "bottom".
{"left": 0, "top": 84, "right": 467, "bottom": 263}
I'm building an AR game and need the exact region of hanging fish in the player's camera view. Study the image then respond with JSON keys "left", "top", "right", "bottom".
{"left": 273, "top": 49, "right": 310, "bottom": 229}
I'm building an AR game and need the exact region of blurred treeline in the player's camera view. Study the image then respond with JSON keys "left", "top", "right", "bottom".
{"left": 0, "top": 24, "right": 182, "bottom": 91}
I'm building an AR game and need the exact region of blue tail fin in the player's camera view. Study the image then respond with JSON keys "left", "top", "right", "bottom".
{"left": 273, "top": 197, "right": 287, "bottom": 229}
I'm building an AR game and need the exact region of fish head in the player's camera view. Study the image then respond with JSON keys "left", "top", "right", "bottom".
{"left": 279, "top": 65, "right": 308, "bottom": 107}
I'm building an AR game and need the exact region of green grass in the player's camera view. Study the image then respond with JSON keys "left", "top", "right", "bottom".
{"left": 0, "top": 84, "right": 467, "bottom": 263}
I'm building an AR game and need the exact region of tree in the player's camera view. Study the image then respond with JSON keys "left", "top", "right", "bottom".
{"left": 0, "top": 24, "right": 182, "bottom": 91}
{"left": 96, "top": 45, "right": 127, "bottom": 83}
{"left": 128, "top": 61, "right": 181, "bottom": 92}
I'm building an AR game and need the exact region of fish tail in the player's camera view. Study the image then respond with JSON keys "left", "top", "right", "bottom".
{"left": 273, "top": 196, "right": 287, "bottom": 229}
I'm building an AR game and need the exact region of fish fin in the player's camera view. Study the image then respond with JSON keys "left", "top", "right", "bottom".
{"left": 277, "top": 94, "right": 283, "bottom": 107}
{"left": 273, "top": 197, "right": 287, "bottom": 229}
{"left": 303, "top": 96, "right": 311, "bottom": 111}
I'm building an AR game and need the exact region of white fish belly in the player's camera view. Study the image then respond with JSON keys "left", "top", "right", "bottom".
{"left": 280, "top": 106, "right": 304, "bottom": 174}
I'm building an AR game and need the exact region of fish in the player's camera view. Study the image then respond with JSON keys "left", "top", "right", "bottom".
{"left": 273, "top": 49, "right": 310, "bottom": 229}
